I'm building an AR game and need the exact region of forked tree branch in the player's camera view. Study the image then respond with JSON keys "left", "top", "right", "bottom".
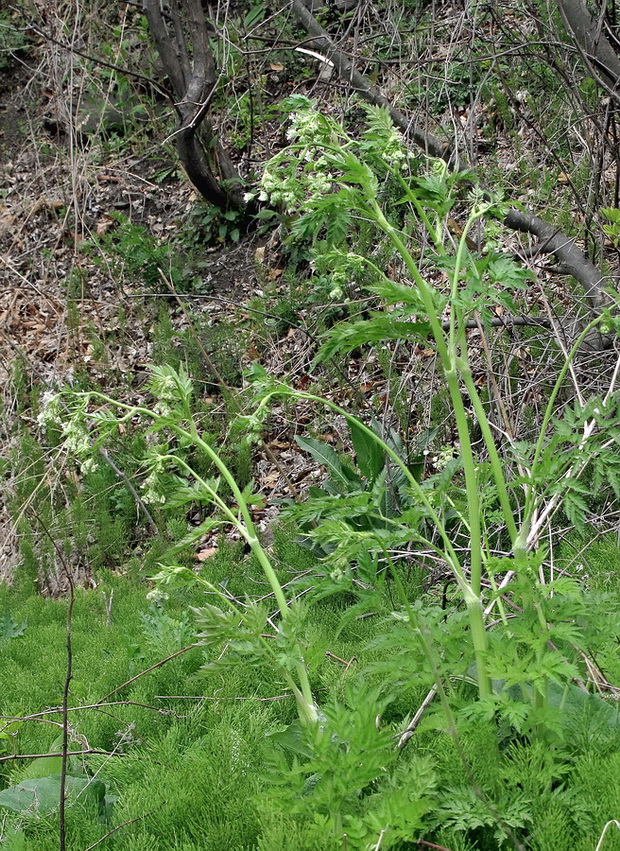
{"left": 502, "top": 208, "right": 609, "bottom": 314}
{"left": 143, "top": 0, "right": 245, "bottom": 208}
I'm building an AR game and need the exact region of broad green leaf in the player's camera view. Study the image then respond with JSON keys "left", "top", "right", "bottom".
{"left": 307, "top": 486, "right": 327, "bottom": 499}
{"left": 601, "top": 206, "right": 620, "bottom": 224}
{"left": 254, "top": 208, "right": 277, "bottom": 220}
{"left": 295, "top": 436, "right": 351, "bottom": 486}
{"left": 0, "top": 775, "right": 92, "bottom": 814}
{"left": 20, "top": 737, "right": 64, "bottom": 779}
{"left": 0, "top": 613, "right": 27, "bottom": 643}
{"left": 349, "top": 418, "right": 384, "bottom": 483}
{"left": 0, "top": 826, "right": 26, "bottom": 850}
{"left": 266, "top": 720, "right": 314, "bottom": 758}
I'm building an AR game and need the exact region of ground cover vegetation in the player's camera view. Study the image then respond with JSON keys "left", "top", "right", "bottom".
{"left": 5, "top": 0, "right": 620, "bottom": 849}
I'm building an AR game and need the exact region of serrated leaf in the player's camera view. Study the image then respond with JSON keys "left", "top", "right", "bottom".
{"left": 240, "top": 479, "right": 266, "bottom": 507}
{"left": 484, "top": 252, "right": 533, "bottom": 289}
{"left": 165, "top": 477, "right": 220, "bottom": 508}
{"left": 318, "top": 316, "right": 431, "bottom": 361}
{"left": 366, "top": 278, "right": 425, "bottom": 307}
{"left": 163, "top": 516, "right": 223, "bottom": 559}
{"left": 325, "top": 202, "right": 352, "bottom": 246}
{"left": 563, "top": 490, "right": 589, "bottom": 530}
{"left": 0, "top": 613, "right": 27, "bottom": 643}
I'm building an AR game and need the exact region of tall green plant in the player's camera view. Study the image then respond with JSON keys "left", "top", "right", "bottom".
{"left": 249, "top": 97, "right": 620, "bottom": 717}
{"left": 49, "top": 99, "right": 620, "bottom": 747}
{"left": 44, "top": 366, "right": 318, "bottom": 727}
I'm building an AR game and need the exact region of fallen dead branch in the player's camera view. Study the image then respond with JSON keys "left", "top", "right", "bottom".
{"left": 287, "top": 0, "right": 613, "bottom": 342}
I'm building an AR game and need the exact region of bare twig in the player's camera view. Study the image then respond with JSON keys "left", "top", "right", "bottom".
{"left": 0, "top": 749, "right": 122, "bottom": 764}
{"left": 98, "top": 448, "right": 159, "bottom": 535}
{"left": 594, "top": 820, "right": 620, "bottom": 851}
{"left": 96, "top": 644, "right": 197, "bottom": 705}
{"left": 22, "top": 20, "right": 169, "bottom": 96}
{"left": 397, "top": 687, "right": 437, "bottom": 749}
{"left": 0, "top": 700, "right": 184, "bottom": 723}
{"left": 28, "top": 512, "right": 75, "bottom": 851}
{"left": 440, "top": 315, "right": 551, "bottom": 332}
{"left": 83, "top": 813, "right": 154, "bottom": 851}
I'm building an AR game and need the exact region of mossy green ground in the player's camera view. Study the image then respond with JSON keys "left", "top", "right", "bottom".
{"left": 0, "top": 543, "right": 388, "bottom": 849}
{"left": 3, "top": 535, "right": 620, "bottom": 849}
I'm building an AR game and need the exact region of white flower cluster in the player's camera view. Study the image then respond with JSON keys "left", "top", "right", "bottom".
{"left": 146, "top": 587, "right": 170, "bottom": 605}
{"left": 81, "top": 456, "right": 100, "bottom": 474}
{"left": 377, "top": 128, "right": 409, "bottom": 171}
{"left": 253, "top": 102, "right": 339, "bottom": 213}
{"left": 432, "top": 446, "right": 454, "bottom": 471}
{"left": 150, "top": 372, "right": 177, "bottom": 402}
{"left": 258, "top": 156, "right": 336, "bottom": 212}
{"left": 37, "top": 391, "right": 62, "bottom": 428}
{"left": 257, "top": 165, "right": 301, "bottom": 208}
{"left": 305, "top": 169, "right": 334, "bottom": 195}
{"left": 141, "top": 444, "right": 170, "bottom": 505}
{"left": 62, "top": 417, "right": 92, "bottom": 458}
{"left": 285, "top": 108, "right": 324, "bottom": 146}
{"left": 326, "top": 266, "right": 349, "bottom": 300}
{"left": 254, "top": 100, "right": 414, "bottom": 222}
{"left": 38, "top": 391, "right": 99, "bottom": 474}
{"left": 141, "top": 470, "right": 167, "bottom": 505}
{"left": 62, "top": 417, "right": 100, "bottom": 474}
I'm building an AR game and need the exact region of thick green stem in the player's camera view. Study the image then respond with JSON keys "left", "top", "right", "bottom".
{"left": 195, "top": 575, "right": 318, "bottom": 724}
{"left": 396, "top": 174, "right": 446, "bottom": 251}
{"left": 84, "top": 392, "right": 318, "bottom": 725}
{"left": 459, "top": 363, "right": 518, "bottom": 547}
{"left": 368, "top": 203, "right": 488, "bottom": 588}
{"left": 175, "top": 423, "right": 317, "bottom": 722}
{"left": 174, "top": 416, "right": 292, "bottom": 613}
{"left": 370, "top": 200, "right": 451, "bottom": 366}
{"left": 280, "top": 389, "right": 492, "bottom": 698}
{"left": 443, "top": 368, "right": 483, "bottom": 600}
{"left": 465, "top": 595, "right": 491, "bottom": 699}
{"left": 326, "top": 201, "right": 494, "bottom": 696}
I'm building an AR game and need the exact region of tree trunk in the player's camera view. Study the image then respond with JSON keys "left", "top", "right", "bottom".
{"left": 558, "top": 0, "right": 620, "bottom": 94}
{"left": 143, "top": 0, "right": 245, "bottom": 209}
